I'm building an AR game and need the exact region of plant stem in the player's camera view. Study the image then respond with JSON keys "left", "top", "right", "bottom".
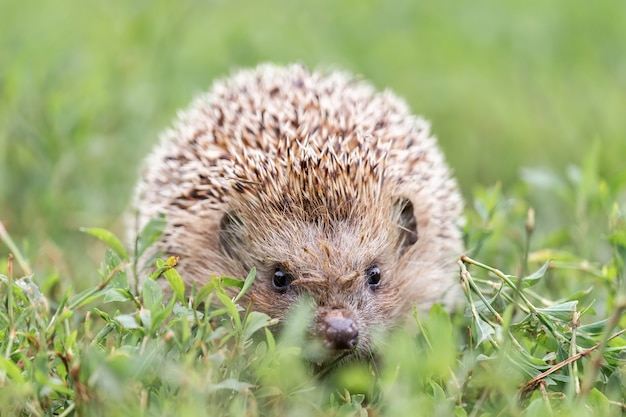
{"left": 0, "top": 222, "right": 32, "bottom": 276}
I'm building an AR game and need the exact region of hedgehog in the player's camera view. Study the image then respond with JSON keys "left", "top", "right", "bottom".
{"left": 132, "top": 63, "right": 463, "bottom": 363}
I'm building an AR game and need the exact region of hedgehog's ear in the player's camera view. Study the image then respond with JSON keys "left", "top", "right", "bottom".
{"left": 219, "top": 211, "right": 245, "bottom": 260}
{"left": 394, "top": 197, "right": 418, "bottom": 255}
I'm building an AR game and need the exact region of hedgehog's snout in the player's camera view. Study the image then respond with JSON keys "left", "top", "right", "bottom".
{"left": 317, "top": 308, "right": 359, "bottom": 351}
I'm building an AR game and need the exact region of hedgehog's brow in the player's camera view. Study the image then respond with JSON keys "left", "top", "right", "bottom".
{"left": 291, "top": 277, "right": 331, "bottom": 292}
{"left": 297, "top": 277, "right": 327, "bottom": 285}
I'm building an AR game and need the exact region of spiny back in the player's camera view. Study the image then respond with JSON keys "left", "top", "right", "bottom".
{"left": 135, "top": 63, "right": 458, "bottom": 225}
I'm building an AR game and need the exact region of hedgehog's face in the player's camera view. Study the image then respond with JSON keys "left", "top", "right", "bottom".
{"left": 218, "top": 196, "right": 419, "bottom": 363}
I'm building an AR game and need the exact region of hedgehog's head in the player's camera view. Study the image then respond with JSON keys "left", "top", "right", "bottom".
{"left": 217, "top": 137, "right": 425, "bottom": 363}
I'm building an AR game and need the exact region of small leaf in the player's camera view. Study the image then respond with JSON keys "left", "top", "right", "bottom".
{"left": 103, "top": 288, "right": 132, "bottom": 303}
{"left": 139, "top": 308, "right": 152, "bottom": 328}
{"left": 0, "top": 356, "right": 25, "bottom": 383}
{"left": 537, "top": 301, "right": 578, "bottom": 320}
{"left": 142, "top": 277, "right": 163, "bottom": 310}
{"left": 104, "top": 248, "right": 128, "bottom": 289}
{"left": 522, "top": 261, "right": 550, "bottom": 287}
{"left": 234, "top": 267, "right": 256, "bottom": 303}
{"left": 216, "top": 290, "right": 242, "bottom": 331}
{"left": 115, "top": 313, "right": 140, "bottom": 329}
{"left": 265, "top": 327, "right": 276, "bottom": 352}
{"left": 474, "top": 315, "right": 495, "bottom": 346}
{"left": 136, "top": 214, "right": 166, "bottom": 259}
{"left": 218, "top": 276, "right": 244, "bottom": 289}
{"left": 196, "top": 281, "right": 218, "bottom": 305}
{"left": 93, "top": 307, "right": 111, "bottom": 323}
{"left": 81, "top": 227, "right": 129, "bottom": 261}
{"left": 193, "top": 276, "right": 245, "bottom": 306}
{"left": 587, "top": 387, "right": 610, "bottom": 415}
{"left": 578, "top": 319, "right": 610, "bottom": 335}
{"left": 151, "top": 296, "right": 177, "bottom": 331}
{"left": 163, "top": 265, "right": 185, "bottom": 303}
{"left": 243, "top": 311, "right": 271, "bottom": 341}
{"left": 429, "top": 381, "right": 446, "bottom": 402}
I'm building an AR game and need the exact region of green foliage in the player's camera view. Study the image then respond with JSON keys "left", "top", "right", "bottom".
{"left": 1, "top": 160, "right": 625, "bottom": 416}
{"left": 1, "top": 1, "right": 625, "bottom": 414}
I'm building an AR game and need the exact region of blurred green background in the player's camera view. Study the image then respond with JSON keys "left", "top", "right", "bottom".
{"left": 1, "top": 0, "right": 625, "bottom": 283}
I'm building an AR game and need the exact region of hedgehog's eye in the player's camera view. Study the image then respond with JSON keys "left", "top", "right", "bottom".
{"left": 272, "top": 266, "right": 293, "bottom": 292}
{"left": 366, "top": 265, "right": 381, "bottom": 290}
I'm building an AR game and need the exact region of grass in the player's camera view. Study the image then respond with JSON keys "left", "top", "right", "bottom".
{"left": 1, "top": 0, "right": 626, "bottom": 415}
{"left": 1, "top": 162, "right": 625, "bottom": 416}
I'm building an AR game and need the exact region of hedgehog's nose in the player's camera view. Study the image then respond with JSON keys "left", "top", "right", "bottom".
{"left": 320, "top": 309, "right": 359, "bottom": 350}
